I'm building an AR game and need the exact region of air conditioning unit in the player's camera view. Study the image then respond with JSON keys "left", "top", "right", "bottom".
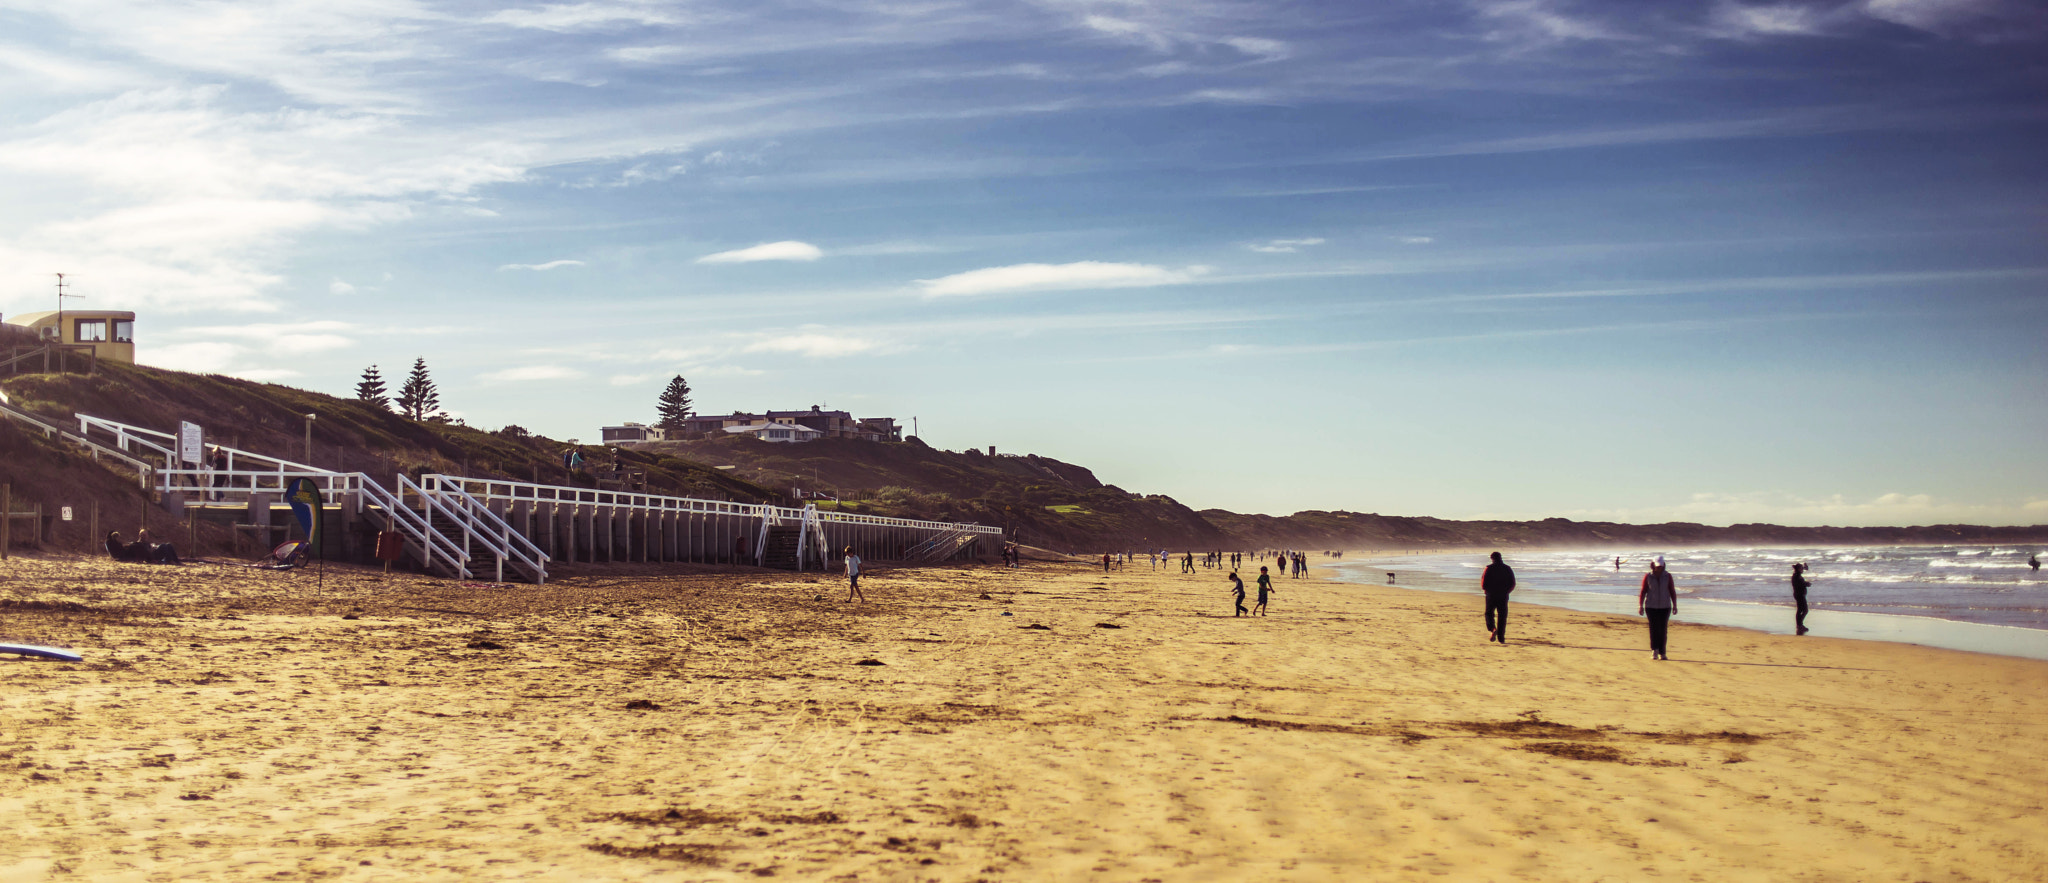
{"left": 40, "top": 327, "right": 59, "bottom": 341}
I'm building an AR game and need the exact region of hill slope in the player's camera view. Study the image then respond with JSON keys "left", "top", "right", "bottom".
{"left": 6, "top": 361, "right": 2043, "bottom": 557}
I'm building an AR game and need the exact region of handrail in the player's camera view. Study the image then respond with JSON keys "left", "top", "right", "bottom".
{"left": 0, "top": 400, "right": 155, "bottom": 488}
{"left": 421, "top": 475, "right": 550, "bottom": 584}
{"left": 156, "top": 468, "right": 365, "bottom": 505}
{"left": 396, "top": 473, "right": 485, "bottom": 579}
{"left": 436, "top": 474, "right": 1003, "bottom": 536}
{"left": 78, "top": 414, "right": 323, "bottom": 474}
{"left": 359, "top": 473, "right": 471, "bottom": 578}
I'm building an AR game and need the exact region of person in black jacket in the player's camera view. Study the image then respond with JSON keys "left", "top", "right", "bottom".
{"left": 1792, "top": 563, "right": 1812, "bottom": 635}
{"left": 1481, "top": 551, "right": 1516, "bottom": 644}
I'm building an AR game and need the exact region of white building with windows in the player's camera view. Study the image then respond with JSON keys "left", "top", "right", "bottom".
{"left": 722, "top": 422, "right": 823, "bottom": 443}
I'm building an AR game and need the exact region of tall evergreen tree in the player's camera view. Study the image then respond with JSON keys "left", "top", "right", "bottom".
{"left": 395, "top": 357, "right": 441, "bottom": 421}
{"left": 355, "top": 364, "right": 388, "bottom": 410}
{"left": 655, "top": 375, "right": 693, "bottom": 430}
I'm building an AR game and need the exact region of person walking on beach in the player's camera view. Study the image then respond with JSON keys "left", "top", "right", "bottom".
{"left": 1639, "top": 555, "right": 1678, "bottom": 660}
{"left": 2031, "top": 553, "right": 2040, "bottom": 573}
{"left": 1254, "top": 566, "right": 1276, "bottom": 616}
{"left": 1481, "top": 551, "right": 1516, "bottom": 644}
{"left": 1230, "top": 571, "right": 1249, "bottom": 617}
{"left": 1792, "top": 562, "right": 1812, "bottom": 635}
{"left": 844, "top": 546, "right": 865, "bottom": 603}
{"left": 1183, "top": 552, "right": 1195, "bottom": 573}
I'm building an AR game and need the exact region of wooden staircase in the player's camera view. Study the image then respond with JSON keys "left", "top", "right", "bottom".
{"left": 760, "top": 527, "right": 803, "bottom": 570}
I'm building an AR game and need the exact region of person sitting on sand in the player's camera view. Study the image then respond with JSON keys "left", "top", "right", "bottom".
{"left": 110, "top": 530, "right": 180, "bottom": 565}
{"left": 1254, "top": 567, "right": 1276, "bottom": 616}
{"left": 1230, "top": 571, "right": 1248, "bottom": 617}
{"left": 845, "top": 546, "right": 865, "bottom": 603}
{"left": 106, "top": 531, "right": 143, "bottom": 562}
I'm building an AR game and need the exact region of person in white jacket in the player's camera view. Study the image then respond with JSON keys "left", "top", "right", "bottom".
{"left": 845, "top": 546, "right": 865, "bottom": 603}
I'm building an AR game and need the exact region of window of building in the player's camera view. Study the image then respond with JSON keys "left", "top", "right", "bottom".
{"left": 74, "top": 319, "right": 107, "bottom": 342}
{"left": 112, "top": 320, "right": 133, "bottom": 343}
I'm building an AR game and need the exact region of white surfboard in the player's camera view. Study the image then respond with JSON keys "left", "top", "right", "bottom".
{"left": 0, "top": 644, "right": 84, "bottom": 662}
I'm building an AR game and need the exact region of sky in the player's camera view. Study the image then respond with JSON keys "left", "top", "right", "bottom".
{"left": 2, "top": 0, "right": 2045, "bottom": 527}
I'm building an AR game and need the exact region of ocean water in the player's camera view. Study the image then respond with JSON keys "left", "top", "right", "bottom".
{"left": 1324, "top": 545, "right": 2048, "bottom": 661}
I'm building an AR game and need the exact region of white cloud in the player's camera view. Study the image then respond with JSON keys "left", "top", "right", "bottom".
{"left": 697, "top": 241, "right": 824, "bottom": 264}
{"left": 918, "top": 261, "right": 1211, "bottom": 298}
{"left": 140, "top": 341, "right": 240, "bottom": 374}
{"left": 479, "top": 364, "right": 585, "bottom": 382}
{"left": 1860, "top": 0, "right": 2014, "bottom": 34}
{"left": 1221, "top": 37, "right": 1289, "bottom": 61}
{"left": 270, "top": 333, "right": 353, "bottom": 353}
{"left": 484, "top": 3, "right": 689, "bottom": 33}
{"left": 742, "top": 333, "right": 882, "bottom": 358}
{"left": 329, "top": 278, "right": 356, "bottom": 295}
{"left": 1713, "top": 3, "right": 1829, "bottom": 36}
{"left": 1247, "top": 237, "right": 1325, "bottom": 253}
{"left": 1475, "top": 0, "right": 1629, "bottom": 42}
{"left": 0, "top": 85, "right": 525, "bottom": 313}
{"left": 498, "top": 259, "right": 586, "bottom": 271}
{"left": 1394, "top": 235, "right": 1435, "bottom": 245}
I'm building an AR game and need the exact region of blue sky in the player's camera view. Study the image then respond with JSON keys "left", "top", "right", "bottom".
{"left": 3, "top": 0, "right": 2044, "bottom": 526}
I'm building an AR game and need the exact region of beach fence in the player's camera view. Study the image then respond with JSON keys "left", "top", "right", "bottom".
{"left": 1, "top": 483, "right": 41, "bottom": 557}
{"left": 70, "top": 412, "right": 1004, "bottom": 584}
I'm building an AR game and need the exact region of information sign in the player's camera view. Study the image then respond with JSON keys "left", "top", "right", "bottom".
{"left": 179, "top": 421, "right": 203, "bottom": 466}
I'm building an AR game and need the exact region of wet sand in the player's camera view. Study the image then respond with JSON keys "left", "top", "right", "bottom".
{"left": 3, "top": 554, "right": 2045, "bottom": 881}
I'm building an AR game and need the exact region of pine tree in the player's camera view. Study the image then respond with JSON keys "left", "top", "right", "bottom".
{"left": 355, "top": 365, "right": 388, "bottom": 410}
{"left": 655, "top": 375, "right": 693, "bottom": 430}
{"left": 395, "top": 357, "right": 441, "bottom": 422}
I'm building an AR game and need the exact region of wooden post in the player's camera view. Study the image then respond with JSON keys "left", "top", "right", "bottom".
{"left": 34, "top": 502, "right": 43, "bottom": 549}
{"left": 1, "top": 483, "right": 9, "bottom": 560}
{"left": 90, "top": 500, "right": 99, "bottom": 553}
{"left": 188, "top": 513, "right": 197, "bottom": 551}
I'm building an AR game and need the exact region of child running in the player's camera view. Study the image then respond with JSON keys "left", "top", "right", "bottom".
{"left": 1255, "top": 566, "right": 1275, "bottom": 615}
{"left": 1229, "top": 571, "right": 1249, "bottom": 617}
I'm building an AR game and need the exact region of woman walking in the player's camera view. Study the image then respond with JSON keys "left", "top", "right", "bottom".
{"left": 1638, "top": 555, "right": 1677, "bottom": 660}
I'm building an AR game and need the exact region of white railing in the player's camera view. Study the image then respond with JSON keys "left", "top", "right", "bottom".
{"left": 73, "top": 412, "right": 996, "bottom": 577}
{"left": 434, "top": 474, "right": 1003, "bottom": 539}
{"left": 0, "top": 400, "right": 155, "bottom": 488}
{"left": 75, "top": 414, "right": 177, "bottom": 466}
{"left": 797, "top": 503, "right": 830, "bottom": 572}
{"left": 156, "top": 468, "right": 370, "bottom": 505}
{"left": 905, "top": 525, "right": 979, "bottom": 562}
{"left": 419, "top": 475, "right": 550, "bottom": 584}
{"left": 360, "top": 473, "right": 472, "bottom": 579}
{"left": 79, "top": 414, "right": 324, "bottom": 478}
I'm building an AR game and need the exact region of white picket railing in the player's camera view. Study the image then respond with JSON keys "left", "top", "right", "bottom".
{"left": 360, "top": 473, "right": 473, "bottom": 579}
{"left": 418, "top": 475, "right": 551, "bottom": 584}
{"left": 71, "top": 411, "right": 998, "bottom": 581}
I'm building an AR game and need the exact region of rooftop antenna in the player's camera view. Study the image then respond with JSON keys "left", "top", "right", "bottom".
{"left": 54, "top": 273, "right": 83, "bottom": 343}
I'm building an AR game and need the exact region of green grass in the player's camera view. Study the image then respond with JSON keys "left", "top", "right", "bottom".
{"left": 1045, "top": 504, "right": 1090, "bottom": 514}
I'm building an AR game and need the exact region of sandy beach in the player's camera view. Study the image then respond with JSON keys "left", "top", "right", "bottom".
{"left": 3, "top": 553, "right": 2045, "bottom": 881}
